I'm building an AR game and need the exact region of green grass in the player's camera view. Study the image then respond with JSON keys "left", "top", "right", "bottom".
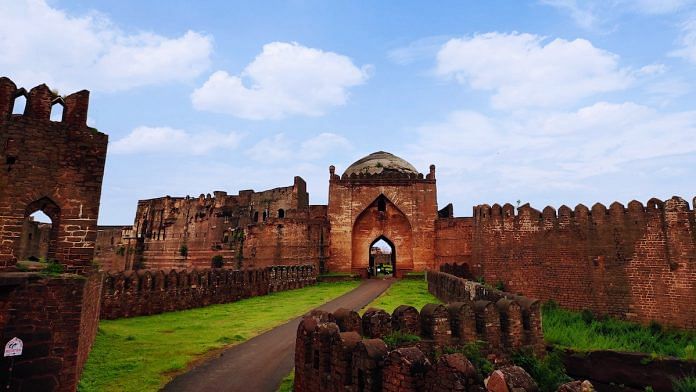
{"left": 362, "top": 278, "right": 440, "bottom": 314}
{"left": 542, "top": 301, "right": 696, "bottom": 360}
{"left": 673, "top": 376, "right": 696, "bottom": 392}
{"left": 79, "top": 281, "right": 359, "bottom": 392}
{"left": 277, "top": 371, "right": 294, "bottom": 392}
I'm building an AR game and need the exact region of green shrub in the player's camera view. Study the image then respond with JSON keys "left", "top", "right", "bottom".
{"left": 511, "top": 349, "right": 570, "bottom": 392}
{"left": 648, "top": 320, "right": 663, "bottom": 335}
{"left": 44, "top": 261, "right": 64, "bottom": 275}
{"left": 581, "top": 309, "right": 594, "bottom": 325}
{"left": 116, "top": 246, "right": 126, "bottom": 256}
{"left": 382, "top": 331, "right": 421, "bottom": 349}
{"left": 673, "top": 377, "right": 696, "bottom": 392}
{"left": 494, "top": 280, "right": 505, "bottom": 291}
{"left": 211, "top": 255, "right": 224, "bottom": 268}
{"left": 179, "top": 245, "right": 188, "bottom": 257}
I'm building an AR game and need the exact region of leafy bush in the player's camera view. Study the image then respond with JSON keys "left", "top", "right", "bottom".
{"left": 211, "top": 255, "right": 224, "bottom": 268}
{"left": 494, "top": 280, "right": 505, "bottom": 291}
{"left": 511, "top": 349, "right": 570, "bottom": 392}
{"left": 382, "top": 331, "right": 421, "bottom": 349}
{"left": 44, "top": 261, "right": 64, "bottom": 275}
{"left": 179, "top": 244, "right": 188, "bottom": 257}
{"left": 673, "top": 377, "right": 696, "bottom": 392}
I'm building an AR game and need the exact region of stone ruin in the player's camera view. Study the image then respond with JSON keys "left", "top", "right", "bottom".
{"left": 0, "top": 77, "right": 107, "bottom": 391}
{"left": 293, "top": 292, "right": 572, "bottom": 392}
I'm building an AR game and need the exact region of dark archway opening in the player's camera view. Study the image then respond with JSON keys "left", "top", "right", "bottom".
{"left": 368, "top": 236, "right": 395, "bottom": 277}
{"left": 21, "top": 197, "right": 60, "bottom": 262}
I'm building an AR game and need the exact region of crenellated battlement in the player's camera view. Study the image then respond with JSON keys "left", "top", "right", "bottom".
{"left": 100, "top": 265, "right": 316, "bottom": 319}
{"left": 472, "top": 196, "right": 695, "bottom": 229}
{"left": 465, "top": 196, "right": 696, "bottom": 329}
{"left": 0, "top": 77, "right": 92, "bottom": 128}
{"left": 293, "top": 275, "right": 545, "bottom": 392}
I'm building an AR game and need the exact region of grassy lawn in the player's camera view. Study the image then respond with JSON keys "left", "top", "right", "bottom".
{"left": 277, "top": 371, "right": 294, "bottom": 392}
{"left": 362, "top": 278, "right": 440, "bottom": 313}
{"left": 79, "top": 281, "right": 360, "bottom": 392}
{"left": 542, "top": 302, "right": 696, "bottom": 360}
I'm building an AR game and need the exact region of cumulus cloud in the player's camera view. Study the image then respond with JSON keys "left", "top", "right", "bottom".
{"left": 436, "top": 33, "right": 633, "bottom": 110}
{"left": 0, "top": 0, "right": 212, "bottom": 93}
{"left": 408, "top": 102, "right": 696, "bottom": 190}
{"left": 111, "top": 126, "right": 244, "bottom": 155}
{"left": 246, "top": 132, "right": 352, "bottom": 162}
{"left": 191, "top": 42, "right": 370, "bottom": 119}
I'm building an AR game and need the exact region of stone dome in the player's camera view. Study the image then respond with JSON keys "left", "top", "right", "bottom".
{"left": 342, "top": 151, "right": 419, "bottom": 177}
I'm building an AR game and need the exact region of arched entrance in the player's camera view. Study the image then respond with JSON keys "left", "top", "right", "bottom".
{"left": 368, "top": 236, "right": 395, "bottom": 277}
{"left": 351, "top": 194, "right": 413, "bottom": 278}
{"left": 21, "top": 197, "right": 61, "bottom": 261}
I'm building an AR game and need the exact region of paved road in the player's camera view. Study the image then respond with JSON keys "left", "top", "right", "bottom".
{"left": 163, "top": 279, "right": 393, "bottom": 392}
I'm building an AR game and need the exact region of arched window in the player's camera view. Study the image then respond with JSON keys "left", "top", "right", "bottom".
{"left": 253, "top": 211, "right": 259, "bottom": 222}
{"left": 12, "top": 92, "right": 26, "bottom": 115}
{"left": 278, "top": 209, "right": 285, "bottom": 218}
{"left": 50, "top": 99, "right": 64, "bottom": 122}
{"left": 21, "top": 197, "right": 60, "bottom": 262}
{"left": 262, "top": 211, "right": 267, "bottom": 221}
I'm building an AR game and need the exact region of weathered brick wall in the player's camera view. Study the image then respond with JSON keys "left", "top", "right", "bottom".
{"left": 293, "top": 303, "right": 544, "bottom": 392}
{"left": 100, "top": 265, "right": 316, "bottom": 319}
{"left": 0, "top": 272, "right": 102, "bottom": 392}
{"left": 93, "top": 226, "right": 132, "bottom": 271}
{"left": 0, "top": 77, "right": 108, "bottom": 270}
{"left": 469, "top": 197, "right": 696, "bottom": 329}
{"left": 434, "top": 217, "right": 473, "bottom": 266}
{"left": 327, "top": 165, "right": 438, "bottom": 277}
{"left": 428, "top": 269, "right": 544, "bottom": 354}
{"left": 129, "top": 177, "right": 328, "bottom": 271}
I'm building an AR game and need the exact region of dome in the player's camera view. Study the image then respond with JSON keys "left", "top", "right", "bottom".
{"left": 342, "top": 151, "right": 419, "bottom": 177}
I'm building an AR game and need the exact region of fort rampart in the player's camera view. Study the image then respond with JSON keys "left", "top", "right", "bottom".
{"left": 293, "top": 287, "right": 545, "bottom": 392}
{"left": 466, "top": 196, "right": 696, "bottom": 329}
{"left": 100, "top": 265, "right": 316, "bottom": 319}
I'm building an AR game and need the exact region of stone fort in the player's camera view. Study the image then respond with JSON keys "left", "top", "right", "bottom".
{"left": 87, "top": 151, "right": 696, "bottom": 329}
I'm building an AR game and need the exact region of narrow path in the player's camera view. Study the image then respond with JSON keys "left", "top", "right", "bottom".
{"left": 163, "top": 278, "right": 393, "bottom": 392}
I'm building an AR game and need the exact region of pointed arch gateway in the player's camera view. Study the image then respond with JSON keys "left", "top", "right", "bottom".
{"left": 351, "top": 194, "right": 413, "bottom": 277}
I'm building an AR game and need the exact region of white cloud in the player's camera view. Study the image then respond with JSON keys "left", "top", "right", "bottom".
{"left": 436, "top": 32, "right": 633, "bottom": 110}
{"left": 191, "top": 42, "right": 370, "bottom": 120}
{"left": 0, "top": 0, "right": 212, "bottom": 93}
{"left": 540, "top": 0, "right": 695, "bottom": 30}
{"left": 671, "top": 19, "right": 696, "bottom": 64}
{"left": 408, "top": 102, "right": 696, "bottom": 191}
{"left": 111, "top": 126, "right": 244, "bottom": 155}
{"left": 246, "top": 132, "right": 352, "bottom": 162}
{"left": 299, "top": 133, "right": 352, "bottom": 159}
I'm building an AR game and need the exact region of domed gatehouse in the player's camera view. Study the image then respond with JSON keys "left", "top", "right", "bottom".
{"left": 327, "top": 151, "right": 438, "bottom": 278}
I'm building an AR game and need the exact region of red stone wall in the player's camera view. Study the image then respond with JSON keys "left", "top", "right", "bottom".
{"left": 17, "top": 219, "right": 51, "bottom": 261}
{"left": 0, "top": 272, "right": 103, "bottom": 392}
{"left": 130, "top": 177, "right": 328, "bottom": 271}
{"left": 94, "top": 226, "right": 133, "bottom": 271}
{"left": 293, "top": 301, "right": 543, "bottom": 392}
{"left": 469, "top": 197, "right": 696, "bottom": 329}
{"left": 0, "top": 77, "right": 108, "bottom": 269}
{"left": 327, "top": 170, "right": 438, "bottom": 277}
{"left": 100, "top": 265, "right": 316, "bottom": 319}
{"left": 434, "top": 217, "right": 473, "bottom": 266}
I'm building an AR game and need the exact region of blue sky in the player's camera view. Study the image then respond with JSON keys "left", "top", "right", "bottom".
{"left": 3, "top": 0, "right": 696, "bottom": 224}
